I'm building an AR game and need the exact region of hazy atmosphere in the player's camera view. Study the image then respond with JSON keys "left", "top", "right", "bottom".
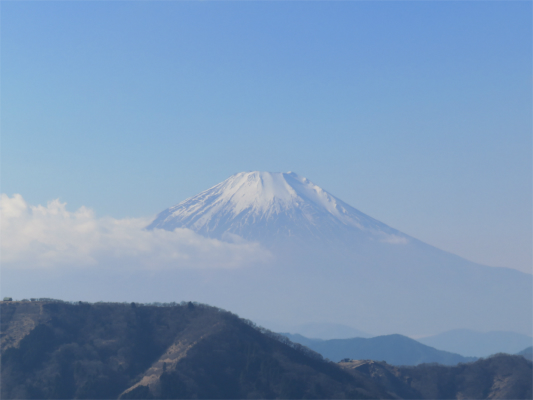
{"left": 2, "top": 3, "right": 532, "bottom": 399}
{"left": 3, "top": 1, "right": 531, "bottom": 274}
{"left": 2, "top": 0, "right": 532, "bottom": 337}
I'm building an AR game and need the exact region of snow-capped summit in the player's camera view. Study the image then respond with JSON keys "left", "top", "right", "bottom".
{"left": 147, "top": 171, "right": 408, "bottom": 245}
{"left": 144, "top": 171, "right": 531, "bottom": 338}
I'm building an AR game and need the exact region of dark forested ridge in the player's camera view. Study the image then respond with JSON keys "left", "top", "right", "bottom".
{"left": 1, "top": 300, "right": 531, "bottom": 399}
{"left": 340, "top": 354, "right": 533, "bottom": 400}
{"left": 0, "top": 300, "right": 389, "bottom": 399}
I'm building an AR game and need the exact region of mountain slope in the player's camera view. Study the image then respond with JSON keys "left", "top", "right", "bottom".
{"left": 340, "top": 355, "right": 533, "bottom": 400}
{"left": 147, "top": 171, "right": 408, "bottom": 246}
{"left": 282, "top": 333, "right": 477, "bottom": 366}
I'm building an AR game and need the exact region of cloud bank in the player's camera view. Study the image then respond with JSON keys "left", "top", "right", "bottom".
{"left": 1, "top": 194, "right": 271, "bottom": 270}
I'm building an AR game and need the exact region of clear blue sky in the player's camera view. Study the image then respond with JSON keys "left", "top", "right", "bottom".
{"left": 2, "top": 1, "right": 531, "bottom": 272}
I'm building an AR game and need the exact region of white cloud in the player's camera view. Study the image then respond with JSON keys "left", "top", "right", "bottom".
{"left": 0, "top": 194, "right": 272, "bottom": 270}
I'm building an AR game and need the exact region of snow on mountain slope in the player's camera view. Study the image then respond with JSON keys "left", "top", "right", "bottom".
{"left": 147, "top": 171, "right": 408, "bottom": 246}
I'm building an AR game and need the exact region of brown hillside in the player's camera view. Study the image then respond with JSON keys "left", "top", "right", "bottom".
{"left": 1, "top": 300, "right": 389, "bottom": 399}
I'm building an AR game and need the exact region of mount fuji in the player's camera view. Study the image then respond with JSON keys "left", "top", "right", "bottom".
{"left": 147, "top": 171, "right": 408, "bottom": 247}
{"left": 147, "top": 172, "right": 532, "bottom": 337}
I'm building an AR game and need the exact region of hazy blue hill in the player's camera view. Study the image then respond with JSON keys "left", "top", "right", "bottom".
{"left": 418, "top": 329, "right": 533, "bottom": 358}
{"left": 292, "top": 322, "right": 372, "bottom": 340}
{"left": 516, "top": 346, "right": 533, "bottom": 361}
{"left": 281, "top": 333, "right": 324, "bottom": 348}
{"left": 282, "top": 333, "right": 477, "bottom": 366}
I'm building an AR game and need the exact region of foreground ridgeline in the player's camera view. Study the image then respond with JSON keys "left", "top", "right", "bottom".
{"left": 1, "top": 301, "right": 532, "bottom": 400}
{"left": 0, "top": 300, "right": 390, "bottom": 399}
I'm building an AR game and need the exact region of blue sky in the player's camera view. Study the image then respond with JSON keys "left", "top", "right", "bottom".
{"left": 2, "top": 1, "right": 531, "bottom": 273}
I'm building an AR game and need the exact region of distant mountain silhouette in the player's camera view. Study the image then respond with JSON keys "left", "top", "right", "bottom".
{"left": 281, "top": 333, "right": 476, "bottom": 366}
{"left": 516, "top": 346, "right": 533, "bottom": 361}
{"left": 418, "top": 329, "right": 533, "bottom": 358}
{"left": 292, "top": 323, "right": 372, "bottom": 340}
{"left": 281, "top": 333, "right": 323, "bottom": 348}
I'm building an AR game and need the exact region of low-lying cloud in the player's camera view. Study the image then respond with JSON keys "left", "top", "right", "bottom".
{"left": 1, "top": 194, "right": 272, "bottom": 270}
